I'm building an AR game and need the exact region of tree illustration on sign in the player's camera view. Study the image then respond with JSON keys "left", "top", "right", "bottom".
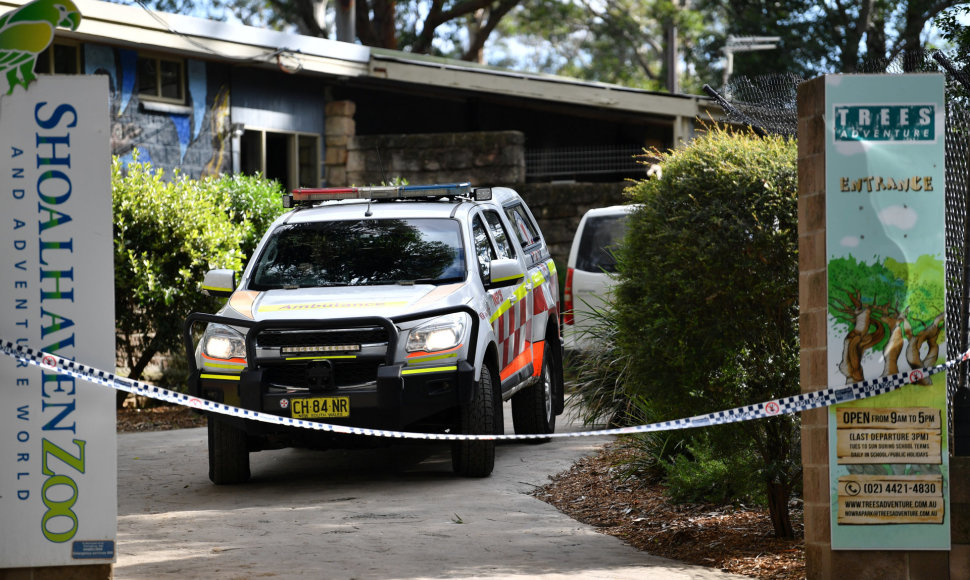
{"left": 829, "top": 255, "right": 944, "bottom": 385}
{"left": 0, "top": 0, "right": 80, "bottom": 95}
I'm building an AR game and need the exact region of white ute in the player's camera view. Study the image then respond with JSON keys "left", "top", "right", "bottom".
{"left": 185, "top": 183, "right": 565, "bottom": 483}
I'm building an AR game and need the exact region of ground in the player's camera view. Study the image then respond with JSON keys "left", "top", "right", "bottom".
{"left": 532, "top": 442, "right": 805, "bottom": 580}
{"left": 117, "top": 405, "right": 805, "bottom": 580}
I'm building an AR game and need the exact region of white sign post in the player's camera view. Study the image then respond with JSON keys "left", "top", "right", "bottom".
{"left": 0, "top": 75, "right": 116, "bottom": 567}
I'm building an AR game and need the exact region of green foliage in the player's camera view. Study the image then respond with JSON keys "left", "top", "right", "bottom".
{"left": 565, "top": 304, "right": 640, "bottom": 428}
{"left": 613, "top": 125, "right": 801, "bottom": 537}
{"left": 617, "top": 126, "right": 799, "bottom": 414}
{"left": 496, "top": 0, "right": 708, "bottom": 92}
{"left": 662, "top": 431, "right": 765, "bottom": 505}
{"left": 208, "top": 172, "right": 288, "bottom": 258}
{"left": 113, "top": 153, "right": 285, "bottom": 382}
{"left": 613, "top": 430, "right": 688, "bottom": 485}
{"left": 938, "top": 5, "right": 970, "bottom": 54}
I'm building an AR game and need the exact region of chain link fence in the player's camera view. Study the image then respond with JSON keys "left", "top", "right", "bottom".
{"left": 704, "top": 51, "right": 970, "bottom": 451}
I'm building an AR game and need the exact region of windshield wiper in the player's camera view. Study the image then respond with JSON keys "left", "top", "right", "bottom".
{"left": 400, "top": 276, "right": 464, "bottom": 286}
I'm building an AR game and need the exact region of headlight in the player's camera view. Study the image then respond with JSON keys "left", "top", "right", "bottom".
{"left": 202, "top": 324, "right": 247, "bottom": 360}
{"left": 406, "top": 313, "right": 467, "bottom": 353}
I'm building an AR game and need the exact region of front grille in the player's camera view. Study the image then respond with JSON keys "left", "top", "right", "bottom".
{"left": 263, "top": 360, "right": 382, "bottom": 390}
{"left": 255, "top": 327, "right": 388, "bottom": 348}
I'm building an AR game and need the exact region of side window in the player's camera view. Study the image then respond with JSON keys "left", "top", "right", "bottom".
{"left": 504, "top": 203, "right": 540, "bottom": 248}
{"left": 35, "top": 42, "right": 81, "bottom": 75}
{"left": 482, "top": 211, "right": 514, "bottom": 259}
{"left": 137, "top": 54, "right": 186, "bottom": 104}
{"left": 472, "top": 216, "right": 496, "bottom": 280}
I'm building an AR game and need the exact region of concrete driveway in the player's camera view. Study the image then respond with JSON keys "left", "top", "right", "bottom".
{"left": 115, "top": 406, "right": 745, "bottom": 579}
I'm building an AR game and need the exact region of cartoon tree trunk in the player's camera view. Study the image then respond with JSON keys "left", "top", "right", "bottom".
{"left": 904, "top": 312, "right": 945, "bottom": 385}
{"left": 834, "top": 291, "right": 888, "bottom": 384}
{"left": 879, "top": 307, "right": 907, "bottom": 377}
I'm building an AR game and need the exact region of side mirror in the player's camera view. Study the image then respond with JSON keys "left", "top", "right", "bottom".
{"left": 489, "top": 258, "right": 525, "bottom": 287}
{"left": 201, "top": 269, "right": 236, "bottom": 298}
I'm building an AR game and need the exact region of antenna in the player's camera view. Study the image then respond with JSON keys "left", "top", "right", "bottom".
{"left": 368, "top": 146, "right": 388, "bottom": 217}
{"left": 376, "top": 146, "right": 388, "bottom": 186}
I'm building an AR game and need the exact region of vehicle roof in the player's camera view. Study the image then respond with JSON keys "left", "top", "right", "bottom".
{"left": 280, "top": 186, "right": 524, "bottom": 225}
{"left": 581, "top": 204, "right": 636, "bottom": 219}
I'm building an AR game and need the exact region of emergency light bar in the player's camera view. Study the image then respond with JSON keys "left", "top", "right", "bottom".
{"left": 283, "top": 183, "right": 492, "bottom": 208}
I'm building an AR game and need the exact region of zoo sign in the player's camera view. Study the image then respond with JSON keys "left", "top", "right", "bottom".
{"left": 825, "top": 74, "right": 948, "bottom": 551}
{"left": 0, "top": 75, "right": 116, "bottom": 566}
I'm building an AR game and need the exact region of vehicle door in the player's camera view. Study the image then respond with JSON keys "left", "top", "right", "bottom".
{"left": 502, "top": 201, "right": 559, "bottom": 378}
{"left": 471, "top": 209, "right": 532, "bottom": 389}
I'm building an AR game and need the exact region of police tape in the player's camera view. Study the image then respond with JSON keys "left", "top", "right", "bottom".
{"left": 2, "top": 338, "right": 968, "bottom": 441}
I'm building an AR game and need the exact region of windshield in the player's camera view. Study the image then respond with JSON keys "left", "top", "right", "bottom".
{"left": 249, "top": 218, "right": 465, "bottom": 289}
{"left": 576, "top": 214, "right": 628, "bottom": 273}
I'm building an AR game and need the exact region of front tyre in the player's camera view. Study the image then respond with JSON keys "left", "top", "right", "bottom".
{"left": 452, "top": 365, "right": 496, "bottom": 477}
{"left": 208, "top": 416, "right": 251, "bottom": 484}
{"left": 511, "top": 346, "right": 557, "bottom": 441}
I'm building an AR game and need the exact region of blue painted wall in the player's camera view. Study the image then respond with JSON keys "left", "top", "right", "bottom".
{"left": 84, "top": 43, "right": 232, "bottom": 178}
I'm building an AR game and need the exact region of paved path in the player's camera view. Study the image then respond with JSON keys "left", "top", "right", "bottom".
{"left": 115, "top": 406, "right": 746, "bottom": 579}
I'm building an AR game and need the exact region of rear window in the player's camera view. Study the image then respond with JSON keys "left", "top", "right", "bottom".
{"left": 250, "top": 218, "right": 464, "bottom": 289}
{"left": 575, "top": 214, "right": 628, "bottom": 273}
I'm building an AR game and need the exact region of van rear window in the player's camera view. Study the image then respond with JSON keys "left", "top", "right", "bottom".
{"left": 576, "top": 214, "right": 628, "bottom": 273}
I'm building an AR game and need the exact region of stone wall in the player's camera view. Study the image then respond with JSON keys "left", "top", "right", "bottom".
{"left": 324, "top": 100, "right": 633, "bottom": 272}
{"left": 324, "top": 101, "right": 525, "bottom": 188}
{"left": 346, "top": 131, "right": 525, "bottom": 187}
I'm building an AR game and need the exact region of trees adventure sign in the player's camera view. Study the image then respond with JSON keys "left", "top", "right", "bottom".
{"left": 825, "top": 74, "right": 948, "bottom": 550}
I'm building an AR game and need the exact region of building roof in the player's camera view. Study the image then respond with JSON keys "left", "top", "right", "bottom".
{"left": 0, "top": 0, "right": 713, "bottom": 123}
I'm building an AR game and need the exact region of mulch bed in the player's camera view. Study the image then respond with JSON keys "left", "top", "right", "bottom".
{"left": 117, "top": 404, "right": 207, "bottom": 432}
{"left": 532, "top": 441, "right": 805, "bottom": 580}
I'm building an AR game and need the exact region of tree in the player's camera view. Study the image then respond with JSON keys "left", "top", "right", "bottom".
{"left": 123, "top": 0, "right": 522, "bottom": 62}
{"left": 694, "top": 0, "right": 966, "bottom": 84}
{"left": 937, "top": 4, "right": 970, "bottom": 57}
{"left": 494, "top": 0, "right": 708, "bottom": 92}
{"left": 616, "top": 126, "right": 800, "bottom": 537}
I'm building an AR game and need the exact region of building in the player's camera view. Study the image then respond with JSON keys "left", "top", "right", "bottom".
{"left": 4, "top": 0, "right": 715, "bottom": 191}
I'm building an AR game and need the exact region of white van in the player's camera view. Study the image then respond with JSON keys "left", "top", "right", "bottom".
{"left": 563, "top": 205, "right": 634, "bottom": 352}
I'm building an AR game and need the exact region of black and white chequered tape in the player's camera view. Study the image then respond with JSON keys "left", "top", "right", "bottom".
{"left": 2, "top": 338, "right": 967, "bottom": 441}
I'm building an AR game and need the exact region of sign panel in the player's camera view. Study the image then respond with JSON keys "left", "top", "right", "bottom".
{"left": 0, "top": 75, "right": 116, "bottom": 566}
{"left": 825, "top": 74, "right": 948, "bottom": 550}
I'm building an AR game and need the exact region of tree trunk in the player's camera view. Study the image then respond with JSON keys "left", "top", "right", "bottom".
{"left": 116, "top": 333, "right": 164, "bottom": 409}
{"left": 130, "top": 333, "right": 162, "bottom": 382}
{"left": 766, "top": 480, "right": 794, "bottom": 538}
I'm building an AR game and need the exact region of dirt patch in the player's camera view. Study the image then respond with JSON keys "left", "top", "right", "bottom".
{"left": 117, "top": 404, "right": 206, "bottom": 432}
{"left": 533, "top": 441, "right": 805, "bottom": 580}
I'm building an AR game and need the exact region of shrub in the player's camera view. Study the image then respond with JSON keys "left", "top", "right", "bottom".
{"left": 113, "top": 153, "right": 285, "bottom": 390}
{"left": 615, "top": 125, "right": 800, "bottom": 537}
{"left": 663, "top": 431, "right": 765, "bottom": 505}
{"left": 565, "top": 304, "right": 643, "bottom": 427}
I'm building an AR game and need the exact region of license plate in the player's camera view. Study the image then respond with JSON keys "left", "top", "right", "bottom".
{"left": 292, "top": 397, "right": 350, "bottom": 419}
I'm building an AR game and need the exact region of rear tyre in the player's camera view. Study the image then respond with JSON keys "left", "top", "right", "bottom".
{"left": 452, "top": 365, "right": 496, "bottom": 477}
{"left": 208, "top": 416, "right": 251, "bottom": 484}
{"left": 511, "top": 347, "right": 557, "bottom": 442}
